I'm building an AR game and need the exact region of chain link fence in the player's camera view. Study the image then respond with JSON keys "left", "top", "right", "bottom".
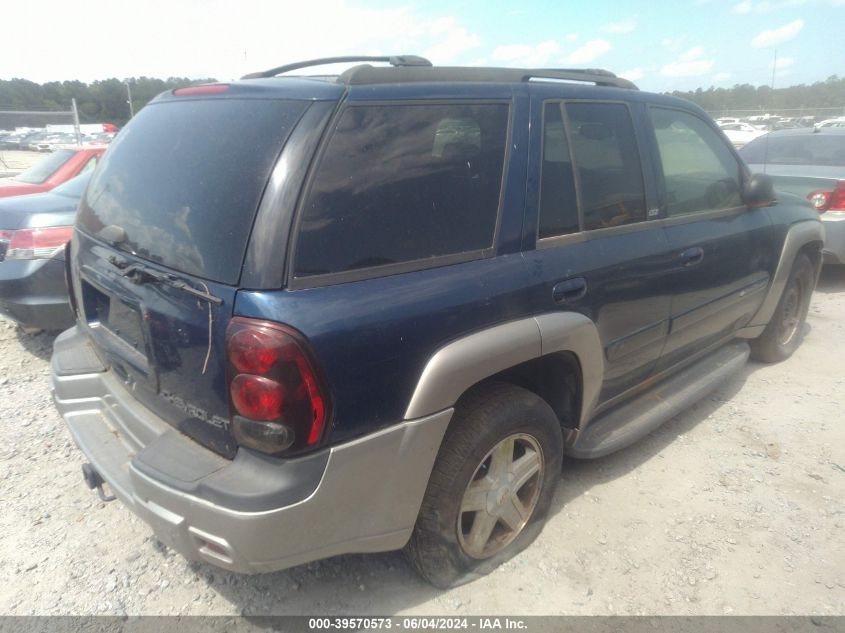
{"left": 705, "top": 106, "right": 845, "bottom": 122}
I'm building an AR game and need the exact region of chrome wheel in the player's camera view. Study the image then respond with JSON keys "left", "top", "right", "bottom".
{"left": 777, "top": 278, "right": 803, "bottom": 346}
{"left": 457, "top": 433, "right": 544, "bottom": 559}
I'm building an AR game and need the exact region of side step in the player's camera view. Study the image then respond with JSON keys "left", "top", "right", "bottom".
{"left": 565, "top": 340, "right": 750, "bottom": 459}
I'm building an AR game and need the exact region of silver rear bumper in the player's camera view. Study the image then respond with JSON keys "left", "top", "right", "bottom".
{"left": 51, "top": 326, "right": 452, "bottom": 573}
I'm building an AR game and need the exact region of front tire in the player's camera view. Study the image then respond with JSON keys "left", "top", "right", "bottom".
{"left": 750, "top": 253, "right": 814, "bottom": 363}
{"left": 405, "top": 383, "right": 563, "bottom": 588}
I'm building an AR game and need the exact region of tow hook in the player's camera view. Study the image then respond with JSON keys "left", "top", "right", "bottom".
{"left": 81, "top": 463, "right": 116, "bottom": 502}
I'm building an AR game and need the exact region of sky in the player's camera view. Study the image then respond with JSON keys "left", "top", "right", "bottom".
{"left": 1, "top": 0, "right": 844, "bottom": 92}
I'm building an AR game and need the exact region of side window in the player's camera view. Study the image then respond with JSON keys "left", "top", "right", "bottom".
{"left": 538, "top": 102, "right": 579, "bottom": 239}
{"left": 294, "top": 103, "right": 509, "bottom": 278}
{"left": 565, "top": 102, "right": 647, "bottom": 230}
{"left": 650, "top": 107, "right": 742, "bottom": 216}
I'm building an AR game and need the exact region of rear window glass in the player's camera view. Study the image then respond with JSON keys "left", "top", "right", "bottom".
{"left": 77, "top": 98, "right": 307, "bottom": 284}
{"left": 740, "top": 134, "right": 845, "bottom": 167}
{"left": 14, "top": 149, "right": 75, "bottom": 184}
{"left": 294, "top": 103, "right": 509, "bottom": 279}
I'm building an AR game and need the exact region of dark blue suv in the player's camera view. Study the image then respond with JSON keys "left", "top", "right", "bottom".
{"left": 51, "top": 56, "right": 823, "bottom": 587}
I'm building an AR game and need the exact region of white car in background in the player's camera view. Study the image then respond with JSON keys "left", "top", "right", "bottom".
{"left": 816, "top": 118, "right": 845, "bottom": 129}
{"left": 718, "top": 121, "right": 767, "bottom": 148}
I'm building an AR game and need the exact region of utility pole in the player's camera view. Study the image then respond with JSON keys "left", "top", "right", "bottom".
{"left": 71, "top": 98, "right": 81, "bottom": 146}
{"left": 126, "top": 82, "right": 134, "bottom": 119}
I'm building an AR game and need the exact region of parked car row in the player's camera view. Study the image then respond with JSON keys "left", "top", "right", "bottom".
{"left": 0, "top": 146, "right": 106, "bottom": 328}
{"left": 714, "top": 114, "right": 845, "bottom": 148}
{"left": 0, "top": 127, "right": 115, "bottom": 151}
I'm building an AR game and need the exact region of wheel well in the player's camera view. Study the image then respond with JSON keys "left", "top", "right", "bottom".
{"left": 456, "top": 352, "right": 583, "bottom": 433}
{"left": 799, "top": 240, "right": 823, "bottom": 275}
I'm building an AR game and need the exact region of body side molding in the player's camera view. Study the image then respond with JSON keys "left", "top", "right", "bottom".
{"left": 736, "top": 219, "right": 824, "bottom": 338}
{"left": 404, "top": 313, "right": 604, "bottom": 424}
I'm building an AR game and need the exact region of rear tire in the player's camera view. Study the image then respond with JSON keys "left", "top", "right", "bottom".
{"left": 750, "top": 253, "right": 814, "bottom": 363}
{"left": 405, "top": 382, "right": 563, "bottom": 588}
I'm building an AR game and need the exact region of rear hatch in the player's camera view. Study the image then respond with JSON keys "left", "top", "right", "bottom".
{"left": 72, "top": 90, "right": 310, "bottom": 457}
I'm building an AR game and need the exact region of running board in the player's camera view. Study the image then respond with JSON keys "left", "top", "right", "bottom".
{"left": 565, "top": 340, "right": 750, "bottom": 459}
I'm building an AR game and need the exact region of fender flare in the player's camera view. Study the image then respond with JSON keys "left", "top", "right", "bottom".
{"left": 404, "top": 312, "right": 604, "bottom": 426}
{"left": 738, "top": 219, "right": 824, "bottom": 337}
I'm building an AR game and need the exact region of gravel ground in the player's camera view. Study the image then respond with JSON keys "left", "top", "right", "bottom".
{"left": 1, "top": 269, "right": 843, "bottom": 617}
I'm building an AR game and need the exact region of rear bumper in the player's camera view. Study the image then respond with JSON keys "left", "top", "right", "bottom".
{"left": 821, "top": 211, "right": 845, "bottom": 264}
{"left": 0, "top": 257, "right": 75, "bottom": 330}
{"left": 51, "top": 326, "right": 452, "bottom": 573}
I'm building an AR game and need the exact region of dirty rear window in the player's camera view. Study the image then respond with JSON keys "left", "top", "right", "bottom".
{"left": 77, "top": 98, "right": 307, "bottom": 284}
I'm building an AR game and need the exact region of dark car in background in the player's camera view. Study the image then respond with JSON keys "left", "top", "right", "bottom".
{"left": 740, "top": 128, "right": 845, "bottom": 264}
{"left": 0, "top": 172, "right": 90, "bottom": 330}
{"left": 0, "top": 147, "right": 103, "bottom": 199}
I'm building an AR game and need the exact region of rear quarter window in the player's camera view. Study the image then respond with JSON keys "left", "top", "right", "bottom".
{"left": 293, "top": 102, "right": 510, "bottom": 281}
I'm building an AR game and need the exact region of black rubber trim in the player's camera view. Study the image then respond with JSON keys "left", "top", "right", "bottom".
{"left": 132, "top": 433, "right": 330, "bottom": 513}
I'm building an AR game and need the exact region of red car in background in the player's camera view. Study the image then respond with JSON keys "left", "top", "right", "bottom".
{"left": 0, "top": 147, "right": 105, "bottom": 199}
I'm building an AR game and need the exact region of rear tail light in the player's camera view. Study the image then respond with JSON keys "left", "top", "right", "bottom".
{"left": 0, "top": 226, "right": 73, "bottom": 261}
{"left": 225, "top": 318, "right": 331, "bottom": 455}
{"left": 807, "top": 180, "right": 845, "bottom": 213}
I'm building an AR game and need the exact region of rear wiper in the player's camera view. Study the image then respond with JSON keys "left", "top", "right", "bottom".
{"left": 121, "top": 263, "right": 223, "bottom": 305}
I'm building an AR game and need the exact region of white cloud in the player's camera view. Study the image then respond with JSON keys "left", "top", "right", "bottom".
{"left": 660, "top": 58, "right": 715, "bottom": 77}
{"left": 662, "top": 37, "right": 686, "bottom": 52}
{"left": 712, "top": 72, "right": 732, "bottom": 83}
{"left": 424, "top": 17, "right": 481, "bottom": 63}
{"left": 0, "top": 0, "right": 482, "bottom": 82}
{"left": 751, "top": 19, "right": 804, "bottom": 47}
{"left": 775, "top": 56, "right": 795, "bottom": 69}
{"left": 732, "top": 0, "right": 807, "bottom": 11}
{"left": 619, "top": 68, "right": 644, "bottom": 81}
{"left": 603, "top": 19, "right": 637, "bottom": 34}
{"left": 491, "top": 41, "right": 560, "bottom": 67}
{"left": 566, "top": 33, "right": 579, "bottom": 43}
{"left": 679, "top": 46, "right": 706, "bottom": 61}
{"left": 564, "top": 39, "right": 612, "bottom": 64}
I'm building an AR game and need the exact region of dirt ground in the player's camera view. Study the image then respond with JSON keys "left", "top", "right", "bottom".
{"left": 0, "top": 269, "right": 843, "bottom": 617}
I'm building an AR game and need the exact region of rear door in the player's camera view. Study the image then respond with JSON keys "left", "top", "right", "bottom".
{"left": 647, "top": 105, "right": 776, "bottom": 372}
{"left": 72, "top": 94, "right": 310, "bottom": 457}
{"left": 523, "top": 91, "right": 673, "bottom": 405}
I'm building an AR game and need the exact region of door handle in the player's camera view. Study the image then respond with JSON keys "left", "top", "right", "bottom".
{"left": 553, "top": 277, "right": 587, "bottom": 303}
{"left": 679, "top": 247, "right": 704, "bottom": 267}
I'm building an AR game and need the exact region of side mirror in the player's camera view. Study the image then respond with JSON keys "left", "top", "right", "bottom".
{"left": 743, "top": 173, "right": 776, "bottom": 208}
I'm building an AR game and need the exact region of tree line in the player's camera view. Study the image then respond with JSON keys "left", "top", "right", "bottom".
{"left": 669, "top": 75, "right": 844, "bottom": 115}
{"left": 1, "top": 74, "right": 843, "bottom": 127}
{"left": 0, "top": 77, "right": 216, "bottom": 127}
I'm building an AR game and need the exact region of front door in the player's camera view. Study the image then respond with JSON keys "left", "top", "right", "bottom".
{"left": 647, "top": 106, "right": 776, "bottom": 372}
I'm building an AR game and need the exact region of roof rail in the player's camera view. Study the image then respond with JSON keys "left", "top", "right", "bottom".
{"left": 242, "top": 55, "right": 432, "bottom": 79}
{"left": 339, "top": 65, "right": 638, "bottom": 89}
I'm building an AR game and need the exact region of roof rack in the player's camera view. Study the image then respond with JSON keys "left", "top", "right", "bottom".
{"left": 241, "top": 55, "right": 432, "bottom": 79}
{"left": 340, "top": 65, "right": 638, "bottom": 89}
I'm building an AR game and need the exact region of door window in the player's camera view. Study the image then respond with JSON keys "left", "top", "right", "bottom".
{"left": 538, "top": 102, "right": 579, "bottom": 239}
{"left": 565, "top": 102, "right": 647, "bottom": 230}
{"left": 650, "top": 107, "right": 743, "bottom": 216}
